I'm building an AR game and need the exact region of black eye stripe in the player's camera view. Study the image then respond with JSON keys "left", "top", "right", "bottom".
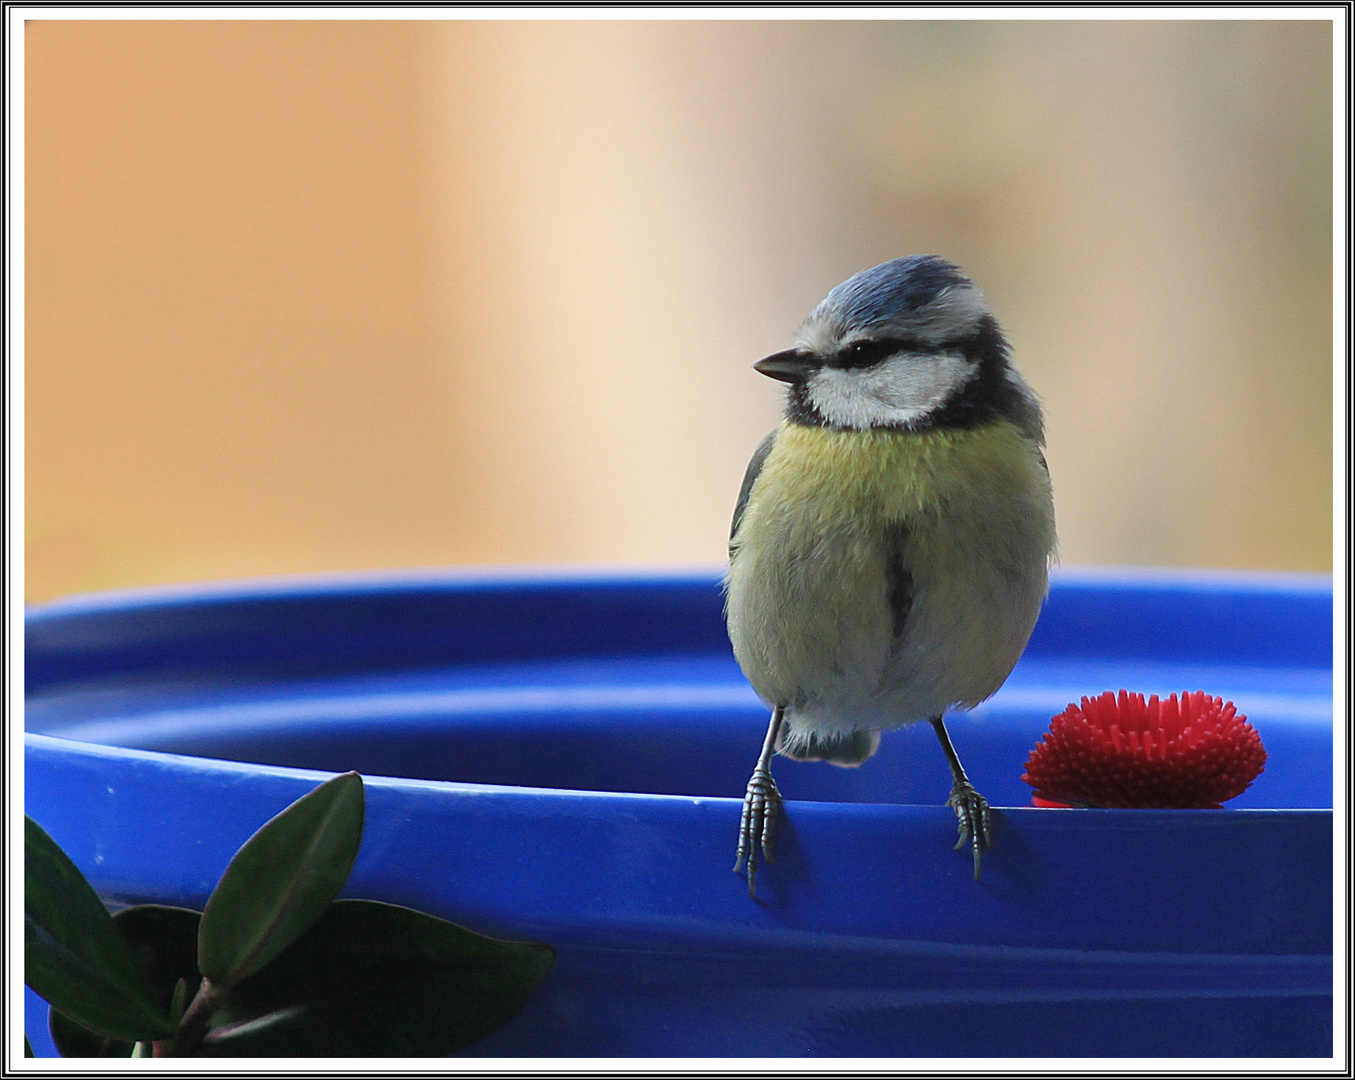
{"left": 829, "top": 338, "right": 918, "bottom": 369}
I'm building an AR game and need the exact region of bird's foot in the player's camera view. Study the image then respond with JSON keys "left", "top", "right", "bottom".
{"left": 946, "top": 778, "right": 992, "bottom": 881}
{"left": 733, "top": 766, "right": 782, "bottom": 898}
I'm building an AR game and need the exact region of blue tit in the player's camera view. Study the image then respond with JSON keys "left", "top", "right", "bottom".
{"left": 725, "top": 255, "right": 1056, "bottom": 898}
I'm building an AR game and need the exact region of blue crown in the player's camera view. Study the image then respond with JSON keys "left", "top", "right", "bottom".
{"left": 815, "top": 255, "right": 971, "bottom": 327}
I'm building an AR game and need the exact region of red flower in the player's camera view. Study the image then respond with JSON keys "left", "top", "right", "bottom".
{"left": 1022, "top": 690, "right": 1267, "bottom": 809}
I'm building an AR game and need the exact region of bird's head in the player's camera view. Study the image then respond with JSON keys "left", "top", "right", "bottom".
{"left": 756, "top": 255, "right": 1039, "bottom": 438}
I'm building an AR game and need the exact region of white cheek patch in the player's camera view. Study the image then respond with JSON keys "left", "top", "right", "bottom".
{"left": 807, "top": 353, "right": 978, "bottom": 429}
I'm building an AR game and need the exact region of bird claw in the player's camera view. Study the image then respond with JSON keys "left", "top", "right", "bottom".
{"left": 946, "top": 779, "right": 992, "bottom": 880}
{"left": 733, "top": 767, "right": 782, "bottom": 898}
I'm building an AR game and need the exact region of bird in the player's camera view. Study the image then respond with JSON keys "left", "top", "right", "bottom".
{"left": 724, "top": 254, "right": 1056, "bottom": 898}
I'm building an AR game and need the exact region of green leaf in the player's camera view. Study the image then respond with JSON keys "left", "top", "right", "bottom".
{"left": 49, "top": 905, "right": 202, "bottom": 1058}
{"left": 170, "top": 977, "right": 190, "bottom": 1022}
{"left": 198, "top": 772, "right": 364, "bottom": 988}
{"left": 24, "top": 817, "right": 174, "bottom": 1041}
{"left": 24, "top": 1034, "right": 34, "bottom": 1058}
{"left": 111, "top": 904, "right": 203, "bottom": 994}
{"left": 49, "top": 1010, "right": 135, "bottom": 1058}
{"left": 201, "top": 900, "right": 555, "bottom": 1056}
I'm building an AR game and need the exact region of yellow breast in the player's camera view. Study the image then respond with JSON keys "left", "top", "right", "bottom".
{"left": 725, "top": 418, "right": 1055, "bottom": 725}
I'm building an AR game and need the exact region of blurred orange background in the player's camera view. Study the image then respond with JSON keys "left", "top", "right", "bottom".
{"left": 24, "top": 18, "right": 1334, "bottom": 605}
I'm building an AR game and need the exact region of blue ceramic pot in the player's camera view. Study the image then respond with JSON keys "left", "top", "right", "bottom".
{"left": 25, "top": 567, "right": 1333, "bottom": 1057}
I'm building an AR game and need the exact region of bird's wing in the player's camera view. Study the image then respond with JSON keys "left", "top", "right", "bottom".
{"left": 729, "top": 427, "right": 779, "bottom": 557}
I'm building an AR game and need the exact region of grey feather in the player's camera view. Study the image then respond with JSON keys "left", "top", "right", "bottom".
{"left": 777, "top": 723, "right": 881, "bottom": 766}
{"left": 729, "top": 428, "right": 779, "bottom": 557}
{"left": 883, "top": 522, "right": 913, "bottom": 639}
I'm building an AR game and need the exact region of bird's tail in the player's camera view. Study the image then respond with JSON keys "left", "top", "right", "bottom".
{"left": 777, "top": 721, "right": 881, "bottom": 767}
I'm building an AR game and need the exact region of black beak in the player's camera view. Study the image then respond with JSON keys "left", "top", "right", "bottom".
{"left": 753, "top": 349, "right": 815, "bottom": 384}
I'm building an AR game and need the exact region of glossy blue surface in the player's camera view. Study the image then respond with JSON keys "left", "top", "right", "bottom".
{"left": 25, "top": 567, "right": 1334, "bottom": 1057}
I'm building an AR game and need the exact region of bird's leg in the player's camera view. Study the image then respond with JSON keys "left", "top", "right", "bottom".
{"left": 734, "top": 704, "right": 785, "bottom": 898}
{"left": 930, "top": 714, "right": 992, "bottom": 880}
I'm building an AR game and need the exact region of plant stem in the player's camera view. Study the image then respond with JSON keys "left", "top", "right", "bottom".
{"left": 156, "top": 977, "right": 227, "bottom": 1057}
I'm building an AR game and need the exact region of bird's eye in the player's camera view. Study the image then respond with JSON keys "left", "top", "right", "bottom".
{"left": 840, "top": 341, "right": 888, "bottom": 368}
